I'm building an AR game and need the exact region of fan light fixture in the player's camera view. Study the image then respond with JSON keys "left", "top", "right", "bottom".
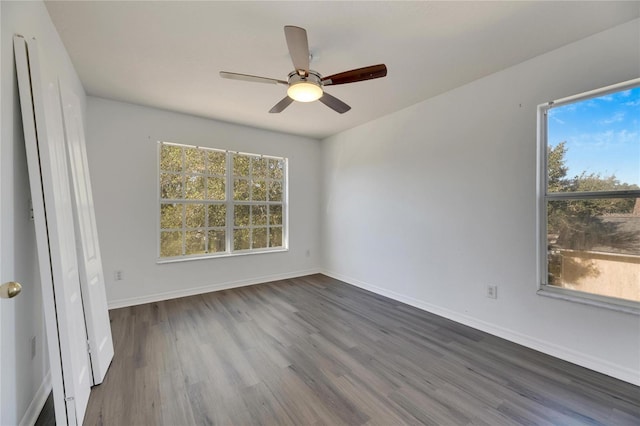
{"left": 287, "top": 81, "right": 323, "bottom": 102}
{"left": 286, "top": 71, "right": 323, "bottom": 103}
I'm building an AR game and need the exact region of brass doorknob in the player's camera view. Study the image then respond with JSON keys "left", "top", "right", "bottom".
{"left": 0, "top": 282, "right": 22, "bottom": 299}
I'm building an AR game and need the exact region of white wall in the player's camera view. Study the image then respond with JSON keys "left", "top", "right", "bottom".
{"left": 0, "top": 1, "right": 87, "bottom": 424}
{"left": 320, "top": 19, "right": 640, "bottom": 385}
{"left": 86, "top": 97, "right": 321, "bottom": 307}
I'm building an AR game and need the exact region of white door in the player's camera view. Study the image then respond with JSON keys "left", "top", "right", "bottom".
{"left": 14, "top": 35, "right": 92, "bottom": 425}
{"left": 60, "top": 83, "right": 114, "bottom": 385}
{"left": 0, "top": 309, "right": 2, "bottom": 425}
{"left": 0, "top": 311, "right": 2, "bottom": 425}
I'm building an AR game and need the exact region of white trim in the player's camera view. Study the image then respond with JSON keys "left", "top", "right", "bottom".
{"left": 536, "top": 101, "right": 547, "bottom": 297}
{"left": 538, "top": 287, "right": 639, "bottom": 315}
{"left": 19, "top": 371, "right": 52, "bottom": 426}
{"left": 156, "top": 247, "right": 289, "bottom": 264}
{"left": 321, "top": 269, "right": 640, "bottom": 386}
{"left": 107, "top": 268, "right": 321, "bottom": 309}
{"left": 225, "top": 150, "right": 233, "bottom": 253}
{"left": 548, "top": 77, "right": 640, "bottom": 108}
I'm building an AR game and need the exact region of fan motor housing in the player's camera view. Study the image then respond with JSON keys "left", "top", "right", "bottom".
{"left": 288, "top": 70, "right": 322, "bottom": 86}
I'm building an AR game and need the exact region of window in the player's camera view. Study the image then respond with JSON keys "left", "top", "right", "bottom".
{"left": 537, "top": 79, "right": 640, "bottom": 313}
{"left": 158, "top": 142, "right": 287, "bottom": 261}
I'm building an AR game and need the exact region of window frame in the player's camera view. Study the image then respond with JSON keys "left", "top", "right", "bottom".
{"left": 536, "top": 78, "right": 640, "bottom": 315}
{"left": 157, "top": 141, "right": 288, "bottom": 263}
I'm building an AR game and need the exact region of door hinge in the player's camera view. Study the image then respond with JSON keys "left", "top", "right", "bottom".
{"left": 65, "top": 396, "right": 78, "bottom": 426}
{"left": 87, "top": 340, "right": 92, "bottom": 354}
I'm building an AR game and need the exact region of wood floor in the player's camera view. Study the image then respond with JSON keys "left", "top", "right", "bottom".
{"left": 78, "top": 274, "right": 638, "bottom": 425}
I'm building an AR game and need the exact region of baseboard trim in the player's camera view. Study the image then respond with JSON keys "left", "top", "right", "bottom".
{"left": 321, "top": 270, "right": 640, "bottom": 386}
{"left": 19, "top": 371, "right": 51, "bottom": 426}
{"left": 108, "top": 268, "right": 322, "bottom": 309}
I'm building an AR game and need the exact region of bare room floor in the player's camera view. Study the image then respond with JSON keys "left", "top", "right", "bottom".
{"left": 44, "top": 274, "right": 640, "bottom": 425}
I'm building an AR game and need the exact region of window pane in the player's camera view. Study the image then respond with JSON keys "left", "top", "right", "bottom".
{"left": 253, "top": 228, "right": 267, "bottom": 249}
{"left": 252, "top": 205, "right": 267, "bottom": 226}
{"left": 185, "top": 175, "right": 205, "bottom": 199}
{"left": 160, "top": 145, "right": 182, "bottom": 172}
{"left": 233, "top": 154, "right": 250, "bottom": 177}
{"left": 234, "top": 205, "right": 250, "bottom": 226}
{"left": 269, "top": 205, "right": 282, "bottom": 226}
{"left": 547, "top": 198, "right": 640, "bottom": 301}
{"left": 234, "top": 179, "right": 250, "bottom": 201}
{"left": 159, "top": 143, "right": 286, "bottom": 259}
{"left": 269, "top": 181, "right": 282, "bottom": 201}
{"left": 252, "top": 157, "right": 268, "bottom": 178}
{"left": 185, "top": 230, "right": 206, "bottom": 255}
{"left": 547, "top": 87, "right": 640, "bottom": 193}
{"left": 234, "top": 228, "right": 250, "bottom": 251}
{"left": 160, "top": 231, "right": 182, "bottom": 257}
{"left": 207, "top": 177, "right": 225, "bottom": 200}
{"left": 269, "top": 158, "right": 284, "bottom": 179}
{"left": 160, "top": 203, "right": 182, "bottom": 229}
{"left": 185, "top": 204, "right": 205, "bottom": 228}
{"left": 208, "top": 230, "right": 225, "bottom": 253}
{"left": 252, "top": 179, "right": 267, "bottom": 201}
{"left": 207, "top": 151, "right": 226, "bottom": 175}
{"left": 160, "top": 173, "right": 183, "bottom": 199}
{"left": 208, "top": 204, "right": 226, "bottom": 227}
{"left": 185, "top": 148, "right": 205, "bottom": 174}
{"left": 269, "top": 227, "right": 283, "bottom": 248}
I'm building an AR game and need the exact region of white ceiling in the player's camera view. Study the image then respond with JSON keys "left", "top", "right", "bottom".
{"left": 45, "top": 1, "right": 639, "bottom": 140}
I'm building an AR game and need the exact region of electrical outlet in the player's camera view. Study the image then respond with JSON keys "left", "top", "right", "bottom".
{"left": 487, "top": 285, "right": 498, "bottom": 299}
{"left": 31, "top": 336, "right": 36, "bottom": 359}
{"left": 114, "top": 270, "right": 123, "bottom": 281}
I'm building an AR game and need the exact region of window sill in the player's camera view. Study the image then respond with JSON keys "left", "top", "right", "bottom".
{"left": 537, "top": 285, "right": 640, "bottom": 315}
{"left": 157, "top": 247, "right": 289, "bottom": 264}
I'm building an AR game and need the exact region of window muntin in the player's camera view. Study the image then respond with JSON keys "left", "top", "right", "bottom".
{"left": 159, "top": 142, "right": 287, "bottom": 260}
{"left": 538, "top": 79, "right": 640, "bottom": 312}
{"left": 231, "top": 153, "right": 285, "bottom": 252}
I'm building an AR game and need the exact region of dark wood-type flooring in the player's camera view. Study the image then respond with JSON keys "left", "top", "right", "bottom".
{"left": 50, "top": 274, "right": 640, "bottom": 425}
{"left": 35, "top": 392, "right": 54, "bottom": 426}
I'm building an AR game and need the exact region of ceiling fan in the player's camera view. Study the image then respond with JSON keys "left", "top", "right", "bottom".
{"left": 220, "top": 25, "right": 387, "bottom": 114}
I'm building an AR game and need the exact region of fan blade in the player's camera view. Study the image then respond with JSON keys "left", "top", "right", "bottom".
{"left": 322, "top": 64, "right": 387, "bottom": 86}
{"left": 269, "top": 96, "right": 294, "bottom": 113}
{"left": 220, "top": 71, "right": 287, "bottom": 85}
{"left": 284, "top": 26, "right": 310, "bottom": 74}
{"left": 319, "top": 93, "right": 351, "bottom": 114}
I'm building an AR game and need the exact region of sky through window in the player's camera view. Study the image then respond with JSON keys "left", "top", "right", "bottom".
{"left": 548, "top": 86, "right": 639, "bottom": 186}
